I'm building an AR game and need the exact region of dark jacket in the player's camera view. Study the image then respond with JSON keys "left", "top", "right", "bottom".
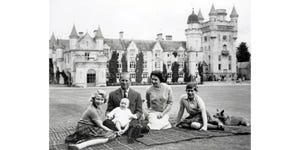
{"left": 106, "top": 88, "right": 143, "bottom": 119}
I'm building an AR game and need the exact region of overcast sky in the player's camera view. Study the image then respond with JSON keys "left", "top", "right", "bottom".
{"left": 50, "top": 0, "right": 250, "bottom": 47}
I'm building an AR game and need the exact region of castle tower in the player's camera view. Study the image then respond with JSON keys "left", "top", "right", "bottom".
{"left": 185, "top": 9, "right": 202, "bottom": 76}
{"left": 198, "top": 8, "right": 204, "bottom": 23}
{"left": 69, "top": 24, "right": 79, "bottom": 50}
{"left": 94, "top": 25, "right": 104, "bottom": 50}
{"left": 209, "top": 4, "right": 217, "bottom": 22}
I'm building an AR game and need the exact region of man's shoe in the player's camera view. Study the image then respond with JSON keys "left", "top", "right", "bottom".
{"left": 141, "top": 125, "right": 150, "bottom": 134}
{"left": 127, "top": 125, "right": 141, "bottom": 144}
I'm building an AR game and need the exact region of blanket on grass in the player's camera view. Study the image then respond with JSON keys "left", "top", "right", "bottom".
{"left": 49, "top": 126, "right": 250, "bottom": 150}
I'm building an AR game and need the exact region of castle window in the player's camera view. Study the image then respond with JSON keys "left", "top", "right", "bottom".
{"left": 85, "top": 52, "right": 90, "bottom": 60}
{"left": 223, "top": 44, "right": 227, "bottom": 50}
{"left": 130, "top": 49, "right": 135, "bottom": 58}
{"left": 167, "top": 72, "right": 172, "bottom": 78}
{"left": 179, "top": 62, "right": 184, "bottom": 68}
{"left": 155, "top": 61, "right": 160, "bottom": 68}
{"left": 143, "top": 61, "right": 147, "bottom": 68}
{"left": 179, "top": 72, "right": 184, "bottom": 78}
{"left": 130, "top": 73, "right": 136, "bottom": 79}
{"left": 209, "top": 55, "right": 211, "bottom": 60}
{"left": 229, "top": 64, "right": 232, "bottom": 70}
{"left": 167, "top": 61, "right": 171, "bottom": 69}
{"left": 229, "top": 55, "right": 232, "bottom": 61}
{"left": 142, "top": 73, "right": 148, "bottom": 78}
{"left": 117, "top": 62, "right": 122, "bottom": 69}
{"left": 222, "top": 35, "right": 227, "bottom": 41}
{"left": 155, "top": 50, "right": 160, "bottom": 58}
{"left": 218, "top": 55, "right": 221, "bottom": 61}
{"left": 218, "top": 64, "right": 221, "bottom": 70}
{"left": 167, "top": 53, "right": 170, "bottom": 57}
{"left": 204, "top": 36, "right": 208, "bottom": 42}
{"left": 130, "top": 61, "right": 135, "bottom": 69}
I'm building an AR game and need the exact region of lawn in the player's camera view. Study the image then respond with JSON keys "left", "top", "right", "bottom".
{"left": 50, "top": 85, "right": 250, "bottom": 128}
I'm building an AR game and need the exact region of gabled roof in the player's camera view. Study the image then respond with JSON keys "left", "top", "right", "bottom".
{"left": 134, "top": 40, "right": 156, "bottom": 51}
{"left": 104, "top": 38, "right": 126, "bottom": 50}
{"left": 209, "top": 4, "right": 216, "bottom": 16}
{"left": 69, "top": 24, "right": 79, "bottom": 39}
{"left": 159, "top": 41, "right": 186, "bottom": 52}
{"left": 78, "top": 32, "right": 93, "bottom": 42}
{"left": 94, "top": 26, "right": 104, "bottom": 39}
{"left": 198, "top": 8, "right": 204, "bottom": 20}
{"left": 230, "top": 6, "right": 239, "bottom": 18}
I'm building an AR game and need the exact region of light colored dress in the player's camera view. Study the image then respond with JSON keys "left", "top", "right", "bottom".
{"left": 145, "top": 83, "right": 173, "bottom": 130}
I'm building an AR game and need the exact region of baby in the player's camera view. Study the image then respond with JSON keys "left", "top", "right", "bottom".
{"left": 106, "top": 98, "right": 137, "bottom": 135}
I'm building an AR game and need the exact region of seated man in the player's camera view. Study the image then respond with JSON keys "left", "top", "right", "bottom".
{"left": 103, "top": 72, "right": 150, "bottom": 143}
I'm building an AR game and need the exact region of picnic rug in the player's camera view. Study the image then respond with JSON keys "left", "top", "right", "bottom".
{"left": 49, "top": 126, "right": 250, "bottom": 150}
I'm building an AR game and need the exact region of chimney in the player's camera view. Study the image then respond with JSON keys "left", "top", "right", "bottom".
{"left": 79, "top": 32, "right": 84, "bottom": 37}
{"left": 119, "top": 31, "right": 124, "bottom": 39}
{"left": 156, "top": 33, "right": 163, "bottom": 41}
{"left": 165, "top": 35, "right": 172, "bottom": 41}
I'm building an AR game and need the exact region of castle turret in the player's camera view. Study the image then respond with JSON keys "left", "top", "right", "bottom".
{"left": 94, "top": 25, "right": 104, "bottom": 50}
{"left": 69, "top": 24, "right": 79, "bottom": 50}
{"left": 198, "top": 8, "right": 204, "bottom": 23}
{"left": 185, "top": 9, "right": 202, "bottom": 76}
{"left": 49, "top": 32, "right": 56, "bottom": 49}
{"left": 230, "top": 6, "right": 238, "bottom": 40}
{"left": 230, "top": 6, "right": 239, "bottom": 23}
{"left": 209, "top": 4, "right": 217, "bottom": 22}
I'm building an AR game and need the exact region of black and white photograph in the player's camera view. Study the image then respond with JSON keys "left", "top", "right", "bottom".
{"left": 49, "top": 0, "right": 251, "bottom": 149}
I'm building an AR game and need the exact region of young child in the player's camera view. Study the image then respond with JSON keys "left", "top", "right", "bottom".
{"left": 107, "top": 98, "right": 137, "bottom": 135}
{"left": 65, "top": 90, "right": 116, "bottom": 150}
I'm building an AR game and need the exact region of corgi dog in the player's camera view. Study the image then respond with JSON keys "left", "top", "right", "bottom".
{"left": 213, "top": 109, "right": 250, "bottom": 126}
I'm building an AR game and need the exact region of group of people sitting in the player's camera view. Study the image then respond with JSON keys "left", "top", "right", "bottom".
{"left": 65, "top": 71, "right": 224, "bottom": 150}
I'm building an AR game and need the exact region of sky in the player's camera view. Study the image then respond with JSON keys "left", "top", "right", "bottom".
{"left": 50, "top": 0, "right": 250, "bottom": 47}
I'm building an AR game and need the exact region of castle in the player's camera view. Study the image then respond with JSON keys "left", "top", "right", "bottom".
{"left": 49, "top": 4, "right": 239, "bottom": 87}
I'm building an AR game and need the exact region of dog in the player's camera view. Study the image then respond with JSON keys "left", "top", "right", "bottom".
{"left": 213, "top": 109, "right": 250, "bottom": 126}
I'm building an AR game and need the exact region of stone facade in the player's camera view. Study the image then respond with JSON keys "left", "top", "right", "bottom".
{"left": 49, "top": 5, "right": 239, "bottom": 87}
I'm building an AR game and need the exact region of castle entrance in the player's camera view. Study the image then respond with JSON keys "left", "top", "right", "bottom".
{"left": 87, "top": 69, "right": 96, "bottom": 87}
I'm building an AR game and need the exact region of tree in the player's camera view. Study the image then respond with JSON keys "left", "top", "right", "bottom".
{"left": 197, "top": 62, "right": 204, "bottom": 84}
{"left": 108, "top": 51, "right": 119, "bottom": 83}
{"left": 171, "top": 61, "right": 179, "bottom": 83}
{"left": 236, "top": 42, "right": 251, "bottom": 62}
{"left": 135, "top": 52, "right": 144, "bottom": 83}
{"left": 183, "top": 61, "right": 191, "bottom": 82}
{"left": 121, "top": 52, "right": 128, "bottom": 72}
{"left": 162, "top": 63, "right": 168, "bottom": 82}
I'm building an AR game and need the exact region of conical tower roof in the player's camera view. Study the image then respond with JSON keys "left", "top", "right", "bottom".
{"left": 69, "top": 24, "right": 79, "bottom": 39}
{"left": 50, "top": 32, "right": 56, "bottom": 41}
{"left": 94, "top": 26, "right": 104, "bottom": 39}
{"left": 230, "top": 6, "right": 239, "bottom": 18}
{"left": 209, "top": 4, "right": 216, "bottom": 16}
{"left": 198, "top": 8, "right": 204, "bottom": 20}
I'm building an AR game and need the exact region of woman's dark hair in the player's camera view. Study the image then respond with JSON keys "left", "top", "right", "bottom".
{"left": 150, "top": 70, "right": 165, "bottom": 82}
{"left": 186, "top": 82, "right": 198, "bottom": 92}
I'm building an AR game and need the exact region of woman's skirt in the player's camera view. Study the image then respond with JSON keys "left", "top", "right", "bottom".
{"left": 146, "top": 111, "right": 172, "bottom": 130}
{"left": 65, "top": 121, "right": 116, "bottom": 144}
